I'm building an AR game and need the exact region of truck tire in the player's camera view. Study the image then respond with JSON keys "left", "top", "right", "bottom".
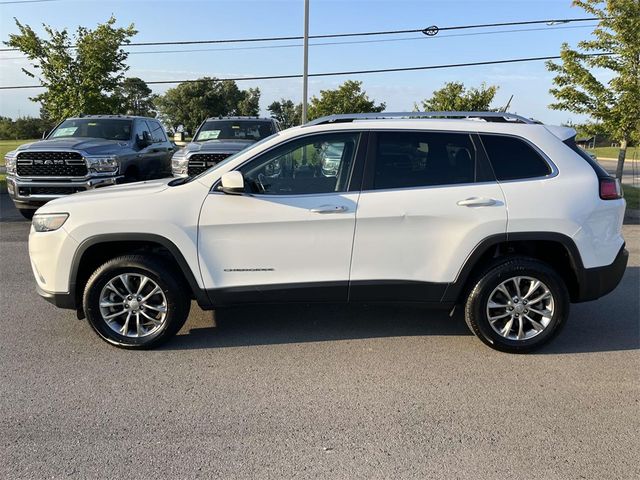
{"left": 83, "top": 254, "right": 190, "bottom": 349}
{"left": 18, "top": 209, "right": 35, "bottom": 220}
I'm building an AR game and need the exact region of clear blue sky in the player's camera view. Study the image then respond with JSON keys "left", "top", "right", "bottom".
{"left": 0, "top": 0, "right": 605, "bottom": 124}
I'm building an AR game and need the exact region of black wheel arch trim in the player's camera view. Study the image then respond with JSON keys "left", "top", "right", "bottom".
{"left": 51, "top": 231, "right": 623, "bottom": 312}
{"left": 443, "top": 231, "right": 587, "bottom": 303}
{"left": 68, "top": 233, "right": 213, "bottom": 310}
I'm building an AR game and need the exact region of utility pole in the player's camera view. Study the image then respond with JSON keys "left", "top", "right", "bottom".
{"left": 301, "top": 0, "right": 310, "bottom": 124}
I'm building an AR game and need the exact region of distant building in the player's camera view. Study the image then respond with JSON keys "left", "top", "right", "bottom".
{"left": 576, "top": 135, "right": 595, "bottom": 149}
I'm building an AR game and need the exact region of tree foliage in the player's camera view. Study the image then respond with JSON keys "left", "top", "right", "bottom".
{"left": 0, "top": 116, "right": 56, "bottom": 140}
{"left": 416, "top": 82, "right": 499, "bottom": 112}
{"left": 5, "top": 16, "right": 137, "bottom": 121}
{"left": 307, "top": 81, "right": 385, "bottom": 120}
{"left": 155, "top": 78, "right": 261, "bottom": 134}
{"left": 267, "top": 98, "right": 302, "bottom": 128}
{"left": 546, "top": 0, "right": 640, "bottom": 178}
{"left": 114, "top": 77, "right": 156, "bottom": 117}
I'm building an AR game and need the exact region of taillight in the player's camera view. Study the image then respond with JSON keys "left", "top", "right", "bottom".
{"left": 599, "top": 177, "right": 622, "bottom": 200}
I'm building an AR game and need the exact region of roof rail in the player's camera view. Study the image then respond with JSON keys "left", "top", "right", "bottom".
{"left": 304, "top": 111, "right": 539, "bottom": 126}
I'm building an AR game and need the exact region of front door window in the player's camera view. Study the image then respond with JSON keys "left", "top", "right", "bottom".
{"left": 240, "top": 132, "right": 360, "bottom": 195}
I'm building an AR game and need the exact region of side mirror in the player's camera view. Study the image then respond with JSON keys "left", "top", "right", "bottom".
{"left": 42, "top": 130, "right": 49, "bottom": 139}
{"left": 137, "top": 132, "right": 152, "bottom": 148}
{"left": 220, "top": 171, "right": 245, "bottom": 195}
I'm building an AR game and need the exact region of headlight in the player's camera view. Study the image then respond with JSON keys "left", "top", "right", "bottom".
{"left": 4, "top": 152, "right": 17, "bottom": 174}
{"left": 86, "top": 156, "right": 118, "bottom": 173}
{"left": 171, "top": 153, "right": 189, "bottom": 176}
{"left": 32, "top": 213, "right": 69, "bottom": 232}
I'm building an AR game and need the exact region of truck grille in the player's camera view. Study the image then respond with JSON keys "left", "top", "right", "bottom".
{"left": 18, "top": 186, "right": 86, "bottom": 196}
{"left": 16, "top": 151, "right": 87, "bottom": 177}
{"left": 187, "top": 153, "right": 233, "bottom": 176}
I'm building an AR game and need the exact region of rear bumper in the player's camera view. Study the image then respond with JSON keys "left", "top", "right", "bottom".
{"left": 575, "top": 244, "right": 628, "bottom": 302}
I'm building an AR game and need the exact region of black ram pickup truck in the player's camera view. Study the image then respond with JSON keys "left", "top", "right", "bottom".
{"left": 171, "top": 116, "right": 280, "bottom": 177}
{"left": 4, "top": 115, "right": 175, "bottom": 219}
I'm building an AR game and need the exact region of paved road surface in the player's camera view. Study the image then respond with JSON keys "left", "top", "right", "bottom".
{"left": 1, "top": 195, "right": 638, "bottom": 479}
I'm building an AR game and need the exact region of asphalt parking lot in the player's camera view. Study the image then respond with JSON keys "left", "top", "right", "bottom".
{"left": 1, "top": 195, "right": 638, "bottom": 479}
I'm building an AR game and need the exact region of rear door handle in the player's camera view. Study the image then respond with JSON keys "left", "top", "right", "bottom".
{"left": 310, "top": 205, "right": 349, "bottom": 214}
{"left": 457, "top": 197, "right": 497, "bottom": 207}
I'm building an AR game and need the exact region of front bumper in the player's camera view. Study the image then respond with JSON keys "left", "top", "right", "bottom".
{"left": 575, "top": 244, "right": 628, "bottom": 302}
{"left": 36, "top": 285, "right": 76, "bottom": 309}
{"left": 7, "top": 175, "right": 121, "bottom": 208}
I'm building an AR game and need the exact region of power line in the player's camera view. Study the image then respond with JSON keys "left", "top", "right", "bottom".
{"left": 0, "top": 0, "right": 60, "bottom": 4}
{"left": 0, "top": 17, "right": 600, "bottom": 52}
{"left": 126, "top": 17, "right": 603, "bottom": 46}
{"left": 0, "top": 24, "right": 595, "bottom": 60}
{"left": 0, "top": 53, "right": 612, "bottom": 90}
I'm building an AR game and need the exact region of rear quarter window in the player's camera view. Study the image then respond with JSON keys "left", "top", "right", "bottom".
{"left": 563, "top": 137, "right": 610, "bottom": 178}
{"left": 480, "top": 134, "right": 551, "bottom": 181}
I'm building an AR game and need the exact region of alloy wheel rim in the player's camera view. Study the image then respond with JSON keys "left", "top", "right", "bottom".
{"left": 98, "top": 273, "right": 167, "bottom": 338}
{"left": 486, "top": 276, "right": 555, "bottom": 341}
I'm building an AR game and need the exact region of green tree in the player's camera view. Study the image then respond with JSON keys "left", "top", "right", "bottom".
{"left": 546, "top": 0, "right": 640, "bottom": 180}
{"left": 115, "top": 77, "right": 157, "bottom": 116}
{"left": 237, "top": 87, "right": 261, "bottom": 117}
{"left": 307, "top": 80, "right": 385, "bottom": 120}
{"left": 267, "top": 98, "right": 302, "bottom": 128}
{"left": 5, "top": 17, "right": 137, "bottom": 121}
{"left": 0, "top": 116, "right": 55, "bottom": 140}
{"left": 156, "top": 78, "right": 261, "bottom": 134}
{"left": 416, "top": 82, "right": 499, "bottom": 112}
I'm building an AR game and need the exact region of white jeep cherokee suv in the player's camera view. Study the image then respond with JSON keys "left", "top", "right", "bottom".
{"left": 28, "top": 112, "right": 628, "bottom": 352}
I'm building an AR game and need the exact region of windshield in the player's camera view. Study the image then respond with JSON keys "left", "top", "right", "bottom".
{"left": 194, "top": 120, "right": 275, "bottom": 142}
{"left": 49, "top": 119, "right": 133, "bottom": 141}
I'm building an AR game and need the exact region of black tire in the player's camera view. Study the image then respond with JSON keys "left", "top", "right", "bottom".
{"left": 83, "top": 254, "right": 190, "bottom": 349}
{"left": 18, "top": 209, "right": 35, "bottom": 220}
{"left": 464, "top": 257, "right": 569, "bottom": 353}
{"left": 120, "top": 167, "right": 140, "bottom": 184}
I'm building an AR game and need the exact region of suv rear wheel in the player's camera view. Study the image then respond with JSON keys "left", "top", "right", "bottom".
{"left": 83, "top": 255, "right": 190, "bottom": 349}
{"left": 464, "top": 257, "right": 569, "bottom": 353}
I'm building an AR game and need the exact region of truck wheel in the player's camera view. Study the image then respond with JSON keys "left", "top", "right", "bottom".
{"left": 122, "top": 167, "right": 139, "bottom": 183}
{"left": 18, "top": 209, "right": 35, "bottom": 220}
{"left": 83, "top": 255, "right": 190, "bottom": 349}
{"left": 464, "top": 257, "right": 569, "bottom": 353}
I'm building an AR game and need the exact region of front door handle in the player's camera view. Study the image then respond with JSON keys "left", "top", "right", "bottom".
{"left": 457, "top": 197, "right": 497, "bottom": 207}
{"left": 310, "top": 205, "right": 349, "bottom": 214}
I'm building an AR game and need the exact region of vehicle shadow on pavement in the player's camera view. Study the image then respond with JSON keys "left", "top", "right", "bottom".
{"left": 0, "top": 194, "right": 26, "bottom": 223}
{"left": 165, "top": 267, "right": 639, "bottom": 354}
{"left": 536, "top": 265, "right": 640, "bottom": 355}
{"left": 163, "top": 303, "right": 472, "bottom": 351}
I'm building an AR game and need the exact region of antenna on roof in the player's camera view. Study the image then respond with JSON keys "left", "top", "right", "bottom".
{"left": 501, "top": 95, "right": 514, "bottom": 113}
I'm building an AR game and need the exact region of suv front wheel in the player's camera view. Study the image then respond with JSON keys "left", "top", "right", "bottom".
{"left": 464, "top": 257, "right": 570, "bottom": 353}
{"left": 83, "top": 255, "right": 190, "bottom": 349}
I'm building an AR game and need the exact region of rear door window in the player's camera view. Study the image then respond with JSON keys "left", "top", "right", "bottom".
{"left": 480, "top": 135, "right": 551, "bottom": 181}
{"left": 372, "top": 131, "right": 478, "bottom": 190}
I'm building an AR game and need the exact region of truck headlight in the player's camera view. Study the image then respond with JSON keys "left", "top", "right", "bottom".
{"left": 4, "top": 153, "right": 17, "bottom": 174}
{"left": 32, "top": 213, "right": 69, "bottom": 232}
{"left": 172, "top": 153, "right": 189, "bottom": 176}
{"left": 86, "top": 156, "right": 118, "bottom": 173}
